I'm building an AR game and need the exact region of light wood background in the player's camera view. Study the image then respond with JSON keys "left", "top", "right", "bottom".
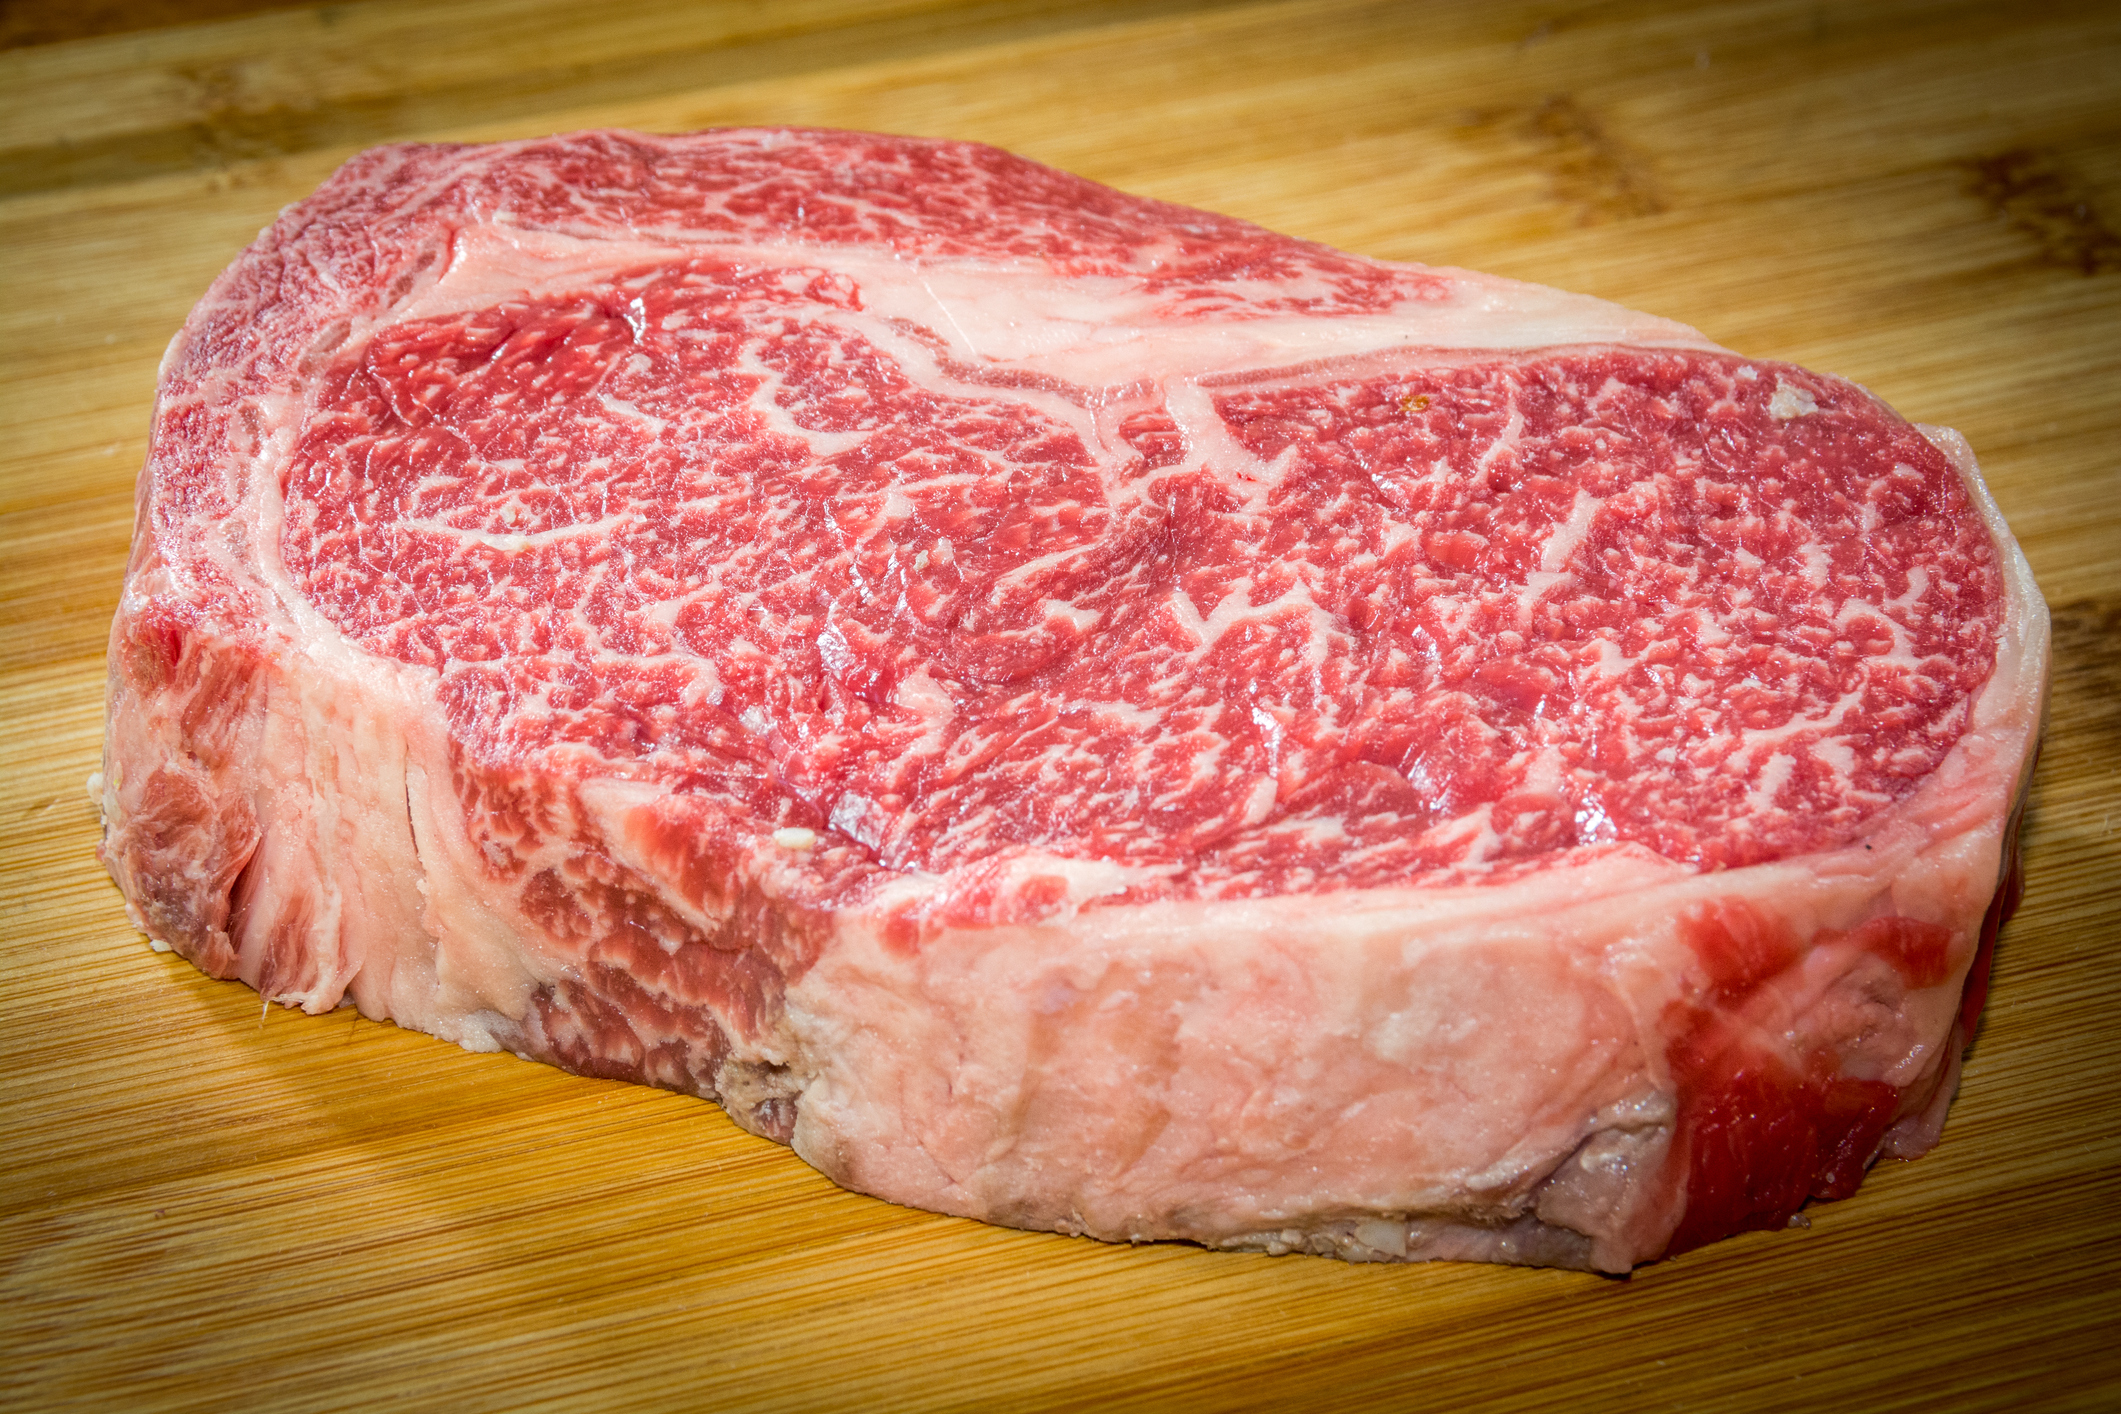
{"left": 3, "top": 2, "right": 2117, "bottom": 1409}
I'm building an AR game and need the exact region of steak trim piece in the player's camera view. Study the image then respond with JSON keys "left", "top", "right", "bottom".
{"left": 99, "top": 128, "right": 2048, "bottom": 1270}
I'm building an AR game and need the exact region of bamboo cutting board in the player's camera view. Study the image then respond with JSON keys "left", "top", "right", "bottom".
{"left": 4, "top": 2, "right": 2119, "bottom": 1409}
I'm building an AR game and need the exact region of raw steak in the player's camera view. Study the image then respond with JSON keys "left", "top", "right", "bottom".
{"left": 99, "top": 128, "right": 2047, "bottom": 1270}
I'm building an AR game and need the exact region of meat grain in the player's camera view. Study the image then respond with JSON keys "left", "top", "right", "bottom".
{"left": 99, "top": 128, "right": 2047, "bottom": 1269}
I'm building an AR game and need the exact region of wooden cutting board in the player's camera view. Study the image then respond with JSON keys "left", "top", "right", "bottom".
{"left": 4, "top": 2, "right": 2118, "bottom": 1409}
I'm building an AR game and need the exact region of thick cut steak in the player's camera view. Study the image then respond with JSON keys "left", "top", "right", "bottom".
{"left": 100, "top": 128, "right": 2047, "bottom": 1270}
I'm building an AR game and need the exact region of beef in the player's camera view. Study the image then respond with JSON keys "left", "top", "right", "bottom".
{"left": 98, "top": 128, "right": 2048, "bottom": 1270}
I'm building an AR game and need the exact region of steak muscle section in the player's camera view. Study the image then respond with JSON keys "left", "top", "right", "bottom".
{"left": 99, "top": 128, "right": 2048, "bottom": 1270}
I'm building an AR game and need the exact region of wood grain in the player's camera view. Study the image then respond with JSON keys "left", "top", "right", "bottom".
{"left": 3, "top": 2, "right": 2117, "bottom": 1410}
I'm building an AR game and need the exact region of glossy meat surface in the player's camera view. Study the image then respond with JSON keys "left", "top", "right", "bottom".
{"left": 99, "top": 129, "right": 2047, "bottom": 1269}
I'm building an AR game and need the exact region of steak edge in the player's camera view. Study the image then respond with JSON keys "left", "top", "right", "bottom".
{"left": 98, "top": 128, "right": 2048, "bottom": 1270}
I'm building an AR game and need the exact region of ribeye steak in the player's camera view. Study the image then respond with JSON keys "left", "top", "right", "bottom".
{"left": 100, "top": 128, "right": 2047, "bottom": 1270}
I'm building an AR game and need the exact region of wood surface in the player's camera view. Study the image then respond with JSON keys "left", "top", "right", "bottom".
{"left": 3, "top": 1, "right": 2118, "bottom": 1409}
